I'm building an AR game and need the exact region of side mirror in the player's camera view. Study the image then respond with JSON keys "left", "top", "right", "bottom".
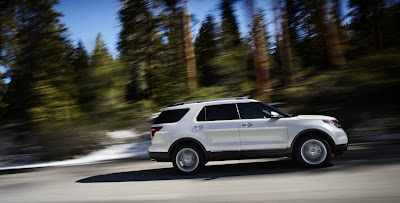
{"left": 271, "top": 111, "right": 283, "bottom": 119}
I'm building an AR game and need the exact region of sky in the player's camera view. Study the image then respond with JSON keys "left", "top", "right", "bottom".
{"left": 55, "top": 0, "right": 122, "bottom": 57}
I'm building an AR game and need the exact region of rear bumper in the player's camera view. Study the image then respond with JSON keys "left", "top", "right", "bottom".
{"left": 333, "top": 143, "right": 348, "bottom": 156}
{"left": 148, "top": 151, "right": 170, "bottom": 162}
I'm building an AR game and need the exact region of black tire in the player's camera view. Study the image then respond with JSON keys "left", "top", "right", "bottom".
{"left": 294, "top": 135, "right": 331, "bottom": 168}
{"left": 172, "top": 144, "right": 205, "bottom": 174}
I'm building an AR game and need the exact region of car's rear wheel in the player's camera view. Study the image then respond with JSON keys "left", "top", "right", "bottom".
{"left": 294, "top": 135, "right": 331, "bottom": 167}
{"left": 172, "top": 145, "right": 205, "bottom": 174}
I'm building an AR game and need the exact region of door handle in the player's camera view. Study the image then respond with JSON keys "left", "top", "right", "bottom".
{"left": 242, "top": 123, "right": 254, "bottom": 127}
{"left": 194, "top": 125, "right": 205, "bottom": 129}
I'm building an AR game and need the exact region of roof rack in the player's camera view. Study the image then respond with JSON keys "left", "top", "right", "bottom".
{"left": 172, "top": 97, "right": 249, "bottom": 106}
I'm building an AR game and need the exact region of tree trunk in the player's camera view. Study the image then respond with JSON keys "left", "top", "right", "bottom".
{"left": 280, "top": 1, "right": 296, "bottom": 87}
{"left": 317, "top": 0, "right": 346, "bottom": 68}
{"left": 252, "top": 15, "right": 271, "bottom": 102}
{"left": 182, "top": 1, "right": 198, "bottom": 94}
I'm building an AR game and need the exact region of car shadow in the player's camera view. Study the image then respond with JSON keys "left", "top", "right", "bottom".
{"left": 76, "top": 159, "right": 332, "bottom": 183}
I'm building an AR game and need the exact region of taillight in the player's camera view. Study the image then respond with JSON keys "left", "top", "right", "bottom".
{"left": 151, "top": 127, "right": 163, "bottom": 140}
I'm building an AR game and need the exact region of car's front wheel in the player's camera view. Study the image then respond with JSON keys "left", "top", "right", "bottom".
{"left": 294, "top": 135, "right": 331, "bottom": 167}
{"left": 172, "top": 145, "right": 205, "bottom": 174}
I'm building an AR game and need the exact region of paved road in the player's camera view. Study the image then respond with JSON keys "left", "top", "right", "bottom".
{"left": 1, "top": 135, "right": 400, "bottom": 202}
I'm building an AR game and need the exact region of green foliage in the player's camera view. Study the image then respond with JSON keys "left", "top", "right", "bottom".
{"left": 89, "top": 33, "right": 129, "bottom": 117}
{"left": 214, "top": 46, "right": 251, "bottom": 93}
{"left": 218, "top": 0, "right": 251, "bottom": 95}
{"left": 195, "top": 15, "right": 219, "bottom": 87}
{"left": 220, "top": 0, "right": 241, "bottom": 48}
{"left": 348, "top": 1, "right": 400, "bottom": 52}
{"left": 151, "top": 0, "right": 188, "bottom": 106}
{"left": 7, "top": 0, "right": 80, "bottom": 124}
{"left": 119, "top": 0, "right": 161, "bottom": 101}
{"left": 72, "top": 40, "right": 91, "bottom": 112}
{"left": 287, "top": 0, "right": 325, "bottom": 69}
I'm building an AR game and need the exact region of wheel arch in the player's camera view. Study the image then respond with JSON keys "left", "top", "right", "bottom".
{"left": 288, "top": 129, "right": 336, "bottom": 156}
{"left": 168, "top": 137, "right": 208, "bottom": 161}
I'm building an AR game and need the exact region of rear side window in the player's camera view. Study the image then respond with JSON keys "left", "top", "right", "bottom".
{"left": 204, "top": 104, "right": 239, "bottom": 121}
{"left": 154, "top": 108, "right": 189, "bottom": 124}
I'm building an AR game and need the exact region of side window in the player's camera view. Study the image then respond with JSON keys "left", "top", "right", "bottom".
{"left": 196, "top": 108, "right": 206, "bottom": 121}
{"left": 237, "top": 102, "right": 272, "bottom": 119}
{"left": 205, "top": 104, "right": 239, "bottom": 121}
{"left": 154, "top": 108, "right": 189, "bottom": 124}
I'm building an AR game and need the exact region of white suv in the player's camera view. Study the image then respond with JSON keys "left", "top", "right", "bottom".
{"left": 148, "top": 97, "right": 348, "bottom": 174}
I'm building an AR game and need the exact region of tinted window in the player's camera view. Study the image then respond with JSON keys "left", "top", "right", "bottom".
{"left": 205, "top": 104, "right": 239, "bottom": 121}
{"left": 196, "top": 108, "right": 206, "bottom": 121}
{"left": 237, "top": 102, "right": 272, "bottom": 119}
{"left": 154, "top": 108, "right": 189, "bottom": 124}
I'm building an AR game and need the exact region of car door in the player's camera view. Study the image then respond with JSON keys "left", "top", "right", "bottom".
{"left": 237, "top": 102, "right": 288, "bottom": 151}
{"left": 194, "top": 104, "right": 241, "bottom": 152}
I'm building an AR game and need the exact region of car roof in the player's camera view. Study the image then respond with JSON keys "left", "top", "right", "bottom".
{"left": 160, "top": 98, "right": 259, "bottom": 111}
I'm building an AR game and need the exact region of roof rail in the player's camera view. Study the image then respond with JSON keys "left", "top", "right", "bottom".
{"left": 172, "top": 97, "right": 249, "bottom": 106}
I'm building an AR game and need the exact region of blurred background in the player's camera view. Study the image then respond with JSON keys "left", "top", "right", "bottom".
{"left": 0, "top": 0, "right": 399, "bottom": 164}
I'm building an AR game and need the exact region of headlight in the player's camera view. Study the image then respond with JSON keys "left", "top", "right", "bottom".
{"left": 322, "top": 120, "right": 342, "bottom": 128}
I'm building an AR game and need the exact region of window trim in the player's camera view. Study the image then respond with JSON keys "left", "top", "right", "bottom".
{"left": 235, "top": 103, "right": 242, "bottom": 119}
{"left": 196, "top": 107, "right": 207, "bottom": 122}
{"left": 204, "top": 106, "right": 208, "bottom": 121}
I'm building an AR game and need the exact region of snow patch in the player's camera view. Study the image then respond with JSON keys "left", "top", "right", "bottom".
{"left": 106, "top": 129, "right": 145, "bottom": 139}
{"left": 0, "top": 140, "right": 151, "bottom": 170}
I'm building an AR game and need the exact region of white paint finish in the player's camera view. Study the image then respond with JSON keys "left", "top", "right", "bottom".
{"left": 194, "top": 120, "right": 241, "bottom": 152}
{"left": 237, "top": 118, "right": 288, "bottom": 150}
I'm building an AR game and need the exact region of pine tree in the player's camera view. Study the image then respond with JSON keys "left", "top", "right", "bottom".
{"left": 195, "top": 15, "right": 219, "bottom": 87}
{"left": 218, "top": 0, "right": 250, "bottom": 94}
{"left": 290, "top": 0, "right": 345, "bottom": 69}
{"left": 152, "top": 0, "right": 188, "bottom": 105}
{"left": 5, "top": 0, "right": 79, "bottom": 123}
{"left": 285, "top": 0, "right": 303, "bottom": 46}
{"left": 90, "top": 33, "right": 127, "bottom": 115}
{"left": 220, "top": 0, "right": 241, "bottom": 48}
{"left": 118, "top": 0, "right": 160, "bottom": 101}
{"left": 348, "top": 0, "right": 386, "bottom": 50}
{"left": 72, "top": 40, "right": 91, "bottom": 112}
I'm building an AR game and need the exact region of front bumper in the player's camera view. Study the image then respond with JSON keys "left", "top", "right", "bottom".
{"left": 148, "top": 151, "right": 170, "bottom": 162}
{"left": 333, "top": 143, "right": 348, "bottom": 156}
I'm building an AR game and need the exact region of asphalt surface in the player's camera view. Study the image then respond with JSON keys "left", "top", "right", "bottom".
{"left": 1, "top": 135, "right": 400, "bottom": 203}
